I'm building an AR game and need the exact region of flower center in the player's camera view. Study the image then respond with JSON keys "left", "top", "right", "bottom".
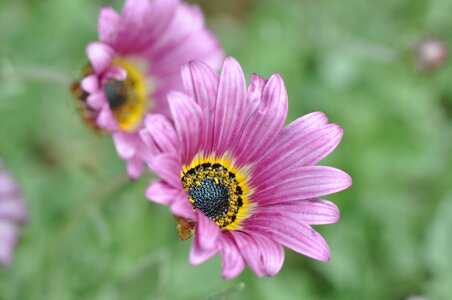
{"left": 105, "top": 59, "right": 150, "bottom": 132}
{"left": 182, "top": 162, "right": 245, "bottom": 229}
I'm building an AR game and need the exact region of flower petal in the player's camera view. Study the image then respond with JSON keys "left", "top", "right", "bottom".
{"left": 112, "top": 132, "right": 136, "bottom": 159}
{"left": 233, "top": 73, "right": 288, "bottom": 166}
{"left": 145, "top": 180, "right": 179, "bottom": 205}
{"left": 126, "top": 155, "right": 143, "bottom": 179}
{"left": 170, "top": 191, "right": 195, "bottom": 220}
{"left": 231, "top": 231, "right": 284, "bottom": 277}
{"left": 142, "top": 114, "right": 179, "bottom": 155}
{"left": 195, "top": 212, "right": 221, "bottom": 250}
{"left": 252, "top": 124, "right": 343, "bottom": 184}
{"left": 149, "top": 153, "right": 182, "bottom": 188}
{"left": 252, "top": 166, "right": 352, "bottom": 205}
{"left": 258, "top": 199, "right": 340, "bottom": 225}
{"left": 244, "top": 73, "right": 266, "bottom": 118}
{"left": 80, "top": 75, "right": 99, "bottom": 94}
{"left": 218, "top": 233, "right": 246, "bottom": 279}
{"left": 189, "top": 235, "right": 218, "bottom": 265}
{"left": 245, "top": 213, "right": 331, "bottom": 262}
{"left": 0, "top": 220, "right": 18, "bottom": 266}
{"left": 0, "top": 199, "right": 27, "bottom": 223}
{"left": 168, "top": 91, "right": 203, "bottom": 165}
{"left": 213, "top": 57, "right": 247, "bottom": 156}
{"left": 181, "top": 61, "right": 219, "bottom": 153}
{"left": 98, "top": 6, "right": 121, "bottom": 46}
{"left": 86, "top": 42, "right": 114, "bottom": 74}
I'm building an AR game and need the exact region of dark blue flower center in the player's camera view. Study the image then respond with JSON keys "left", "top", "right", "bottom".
{"left": 188, "top": 179, "right": 231, "bottom": 220}
{"left": 104, "top": 79, "right": 128, "bottom": 110}
{"left": 181, "top": 162, "right": 244, "bottom": 228}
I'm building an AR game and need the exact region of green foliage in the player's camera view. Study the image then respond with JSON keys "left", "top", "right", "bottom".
{"left": 1, "top": 0, "right": 452, "bottom": 299}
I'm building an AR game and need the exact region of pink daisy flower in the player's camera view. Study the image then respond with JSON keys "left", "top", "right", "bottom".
{"left": 72, "top": 0, "right": 224, "bottom": 178}
{"left": 141, "top": 57, "right": 352, "bottom": 279}
{"left": 0, "top": 160, "right": 27, "bottom": 267}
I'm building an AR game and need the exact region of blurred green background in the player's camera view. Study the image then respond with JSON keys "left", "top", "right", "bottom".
{"left": 1, "top": 0, "right": 452, "bottom": 299}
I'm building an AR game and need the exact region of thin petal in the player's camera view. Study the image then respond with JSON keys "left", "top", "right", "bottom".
{"left": 145, "top": 180, "right": 179, "bottom": 205}
{"left": 142, "top": 114, "right": 179, "bottom": 154}
{"left": 219, "top": 233, "right": 246, "bottom": 279}
{"left": 252, "top": 124, "right": 343, "bottom": 184}
{"left": 181, "top": 61, "right": 219, "bottom": 153}
{"left": 0, "top": 199, "right": 27, "bottom": 223}
{"left": 245, "top": 213, "right": 330, "bottom": 262}
{"left": 189, "top": 236, "right": 218, "bottom": 265}
{"left": 213, "top": 57, "right": 247, "bottom": 156}
{"left": 233, "top": 73, "right": 288, "bottom": 166}
{"left": 149, "top": 153, "right": 181, "bottom": 188}
{"left": 80, "top": 75, "right": 99, "bottom": 94}
{"left": 86, "top": 42, "right": 114, "bottom": 74}
{"left": 244, "top": 73, "right": 266, "bottom": 118}
{"left": 252, "top": 166, "right": 352, "bottom": 205}
{"left": 170, "top": 191, "right": 195, "bottom": 220}
{"left": 98, "top": 6, "right": 121, "bottom": 45}
{"left": 195, "top": 212, "right": 221, "bottom": 250}
{"left": 97, "top": 107, "right": 118, "bottom": 130}
{"left": 168, "top": 92, "right": 203, "bottom": 165}
{"left": 258, "top": 199, "right": 340, "bottom": 225}
{"left": 112, "top": 132, "right": 136, "bottom": 159}
{"left": 126, "top": 155, "right": 143, "bottom": 179}
{"left": 232, "top": 231, "right": 285, "bottom": 277}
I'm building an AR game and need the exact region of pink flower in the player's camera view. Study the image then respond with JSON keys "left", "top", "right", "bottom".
{"left": 72, "top": 0, "right": 224, "bottom": 179}
{"left": 0, "top": 160, "right": 27, "bottom": 267}
{"left": 141, "top": 57, "right": 352, "bottom": 279}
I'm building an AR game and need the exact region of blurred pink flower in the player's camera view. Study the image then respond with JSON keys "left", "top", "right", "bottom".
{"left": 141, "top": 57, "right": 352, "bottom": 279}
{"left": 0, "top": 160, "right": 27, "bottom": 267}
{"left": 72, "top": 0, "right": 224, "bottom": 178}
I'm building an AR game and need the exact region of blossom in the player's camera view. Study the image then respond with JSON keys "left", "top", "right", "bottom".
{"left": 0, "top": 160, "right": 27, "bottom": 267}
{"left": 71, "top": 0, "right": 224, "bottom": 178}
{"left": 141, "top": 57, "right": 352, "bottom": 279}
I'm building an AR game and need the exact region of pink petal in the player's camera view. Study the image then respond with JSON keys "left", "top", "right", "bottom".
{"left": 213, "top": 57, "right": 247, "bottom": 156}
{"left": 189, "top": 235, "right": 218, "bottom": 265}
{"left": 265, "top": 112, "right": 330, "bottom": 154}
{"left": 149, "top": 153, "right": 181, "bottom": 188}
{"left": 245, "top": 214, "right": 331, "bottom": 262}
{"left": 98, "top": 6, "right": 121, "bottom": 46}
{"left": 233, "top": 73, "right": 288, "bottom": 166}
{"left": 0, "top": 220, "right": 18, "bottom": 266}
{"left": 195, "top": 212, "right": 221, "bottom": 250}
{"left": 258, "top": 199, "right": 340, "bottom": 225}
{"left": 145, "top": 180, "right": 179, "bottom": 205}
{"left": 112, "top": 132, "right": 136, "bottom": 159}
{"left": 181, "top": 61, "right": 219, "bottom": 153}
{"left": 168, "top": 92, "right": 203, "bottom": 165}
{"left": 80, "top": 75, "right": 99, "bottom": 94}
{"left": 0, "top": 199, "right": 27, "bottom": 223}
{"left": 244, "top": 73, "right": 266, "bottom": 118}
{"left": 142, "top": 114, "right": 179, "bottom": 154}
{"left": 170, "top": 191, "right": 195, "bottom": 220}
{"left": 126, "top": 155, "right": 143, "bottom": 179}
{"left": 86, "top": 93, "right": 105, "bottom": 110}
{"left": 231, "top": 231, "right": 285, "bottom": 277}
{"left": 252, "top": 124, "right": 344, "bottom": 184}
{"left": 252, "top": 166, "right": 352, "bottom": 205}
{"left": 116, "top": 0, "right": 178, "bottom": 54}
{"left": 97, "top": 107, "right": 118, "bottom": 131}
{"left": 86, "top": 42, "right": 114, "bottom": 74}
{"left": 218, "top": 233, "right": 246, "bottom": 279}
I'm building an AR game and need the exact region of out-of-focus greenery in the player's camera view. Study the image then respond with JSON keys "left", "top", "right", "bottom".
{"left": 1, "top": 0, "right": 452, "bottom": 299}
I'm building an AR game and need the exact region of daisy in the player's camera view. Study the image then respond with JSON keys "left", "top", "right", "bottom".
{"left": 71, "top": 0, "right": 224, "bottom": 178}
{"left": 0, "top": 160, "right": 27, "bottom": 267}
{"left": 141, "top": 57, "right": 352, "bottom": 279}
